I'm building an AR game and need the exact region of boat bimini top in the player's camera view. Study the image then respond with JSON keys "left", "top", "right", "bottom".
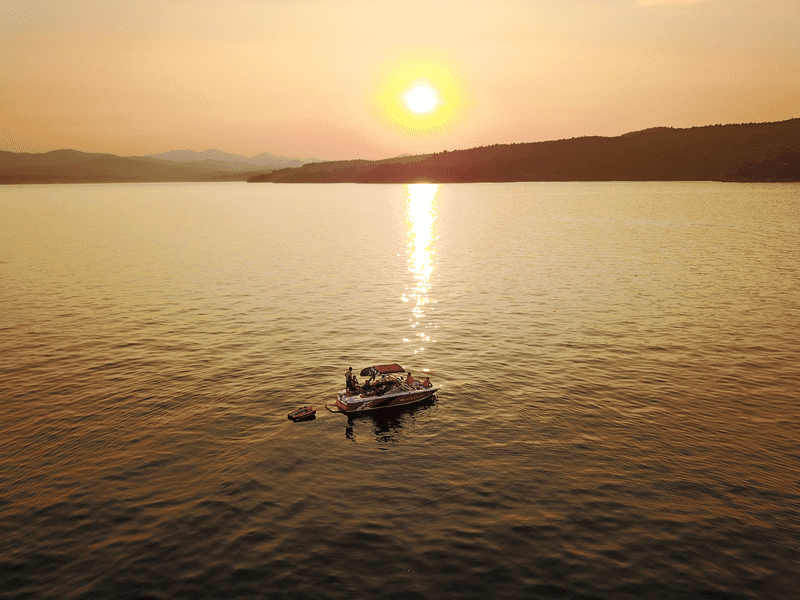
{"left": 360, "top": 363, "right": 404, "bottom": 377}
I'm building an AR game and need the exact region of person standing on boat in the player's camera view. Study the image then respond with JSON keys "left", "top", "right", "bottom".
{"left": 346, "top": 367, "right": 356, "bottom": 392}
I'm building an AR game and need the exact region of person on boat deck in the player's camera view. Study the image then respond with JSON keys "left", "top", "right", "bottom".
{"left": 422, "top": 377, "right": 432, "bottom": 388}
{"left": 406, "top": 372, "right": 416, "bottom": 387}
{"left": 346, "top": 367, "right": 356, "bottom": 392}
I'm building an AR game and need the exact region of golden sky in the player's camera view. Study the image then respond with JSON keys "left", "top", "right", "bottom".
{"left": 1, "top": 0, "right": 798, "bottom": 160}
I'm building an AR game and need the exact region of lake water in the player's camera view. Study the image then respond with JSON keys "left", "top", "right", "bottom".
{"left": 1, "top": 181, "right": 798, "bottom": 600}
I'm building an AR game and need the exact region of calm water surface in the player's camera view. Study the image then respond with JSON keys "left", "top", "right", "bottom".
{"left": 1, "top": 182, "right": 798, "bottom": 599}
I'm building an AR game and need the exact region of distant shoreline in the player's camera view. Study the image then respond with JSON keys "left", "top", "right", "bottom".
{"left": 249, "top": 119, "right": 800, "bottom": 184}
{"left": 3, "top": 119, "right": 798, "bottom": 185}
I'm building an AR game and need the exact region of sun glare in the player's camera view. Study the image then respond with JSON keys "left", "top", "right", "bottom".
{"left": 371, "top": 55, "right": 466, "bottom": 136}
{"left": 404, "top": 85, "right": 439, "bottom": 115}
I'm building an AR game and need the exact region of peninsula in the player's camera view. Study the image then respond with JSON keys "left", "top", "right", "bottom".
{"left": 250, "top": 119, "right": 799, "bottom": 184}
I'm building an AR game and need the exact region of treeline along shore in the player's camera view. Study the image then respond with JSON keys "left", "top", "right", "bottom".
{"left": 2, "top": 119, "right": 798, "bottom": 184}
{"left": 250, "top": 119, "right": 799, "bottom": 184}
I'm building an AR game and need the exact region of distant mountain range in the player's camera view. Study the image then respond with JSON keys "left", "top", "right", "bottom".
{"left": 147, "top": 149, "right": 323, "bottom": 171}
{"left": 0, "top": 150, "right": 218, "bottom": 184}
{"left": 249, "top": 119, "right": 800, "bottom": 184}
{"left": 2, "top": 119, "right": 798, "bottom": 184}
{"left": 0, "top": 149, "right": 322, "bottom": 184}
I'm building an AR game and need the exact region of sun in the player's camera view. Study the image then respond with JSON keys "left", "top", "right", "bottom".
{"left": 403, "top": 85, "right": 440, "bottom": 115}
{"left": 371, "top": 55, "right": 467, "bottom": 136}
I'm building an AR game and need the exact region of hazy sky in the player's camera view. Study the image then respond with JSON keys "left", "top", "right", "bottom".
{"left": 2, "top": 0, "right": 798, "bottom": 160}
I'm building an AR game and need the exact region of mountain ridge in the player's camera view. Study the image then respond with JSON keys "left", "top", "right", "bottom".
{"left": 2, "top": 119, "right": 798, "bottom": 184}
{"left": 147, "top": 149, "right": 323, "bottom": 171}
{"left": 0, "top": 149, "right": 312, "bottom": 183}
{"left": 248, "top": 119, "right": 800, "bottom": 184}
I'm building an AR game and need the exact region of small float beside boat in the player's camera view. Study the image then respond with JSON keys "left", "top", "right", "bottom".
{"left": 288, "top": 406, "right": 316, "bottom": 421}
{"left": 326, "top": 363, "right": 439, "bottom": 415}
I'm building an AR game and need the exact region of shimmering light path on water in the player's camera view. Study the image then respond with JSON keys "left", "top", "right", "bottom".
{"left": 1, "top": 182, "right": 798, "bottom": 599}
{"left": 404, "top": 183, "right": 438, "bottom": 355}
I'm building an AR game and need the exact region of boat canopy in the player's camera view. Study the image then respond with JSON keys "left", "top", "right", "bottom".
{"left": 361, "top": 363, "right": 404, "bottom": 377}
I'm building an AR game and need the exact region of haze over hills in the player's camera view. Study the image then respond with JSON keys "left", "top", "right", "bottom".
{"left": 147, "top": 149, "right": 323, "bottom": 171}
{"left": 249, "top": 119, "right": 800, "bottom": 184}
{"left": 0, "top": 149, "right": 320, "bottom": 184}
{"left": 2, "top": 119, "right": 798, "bottom": 184}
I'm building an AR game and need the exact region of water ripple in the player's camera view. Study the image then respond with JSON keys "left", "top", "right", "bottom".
{"left": 1, "top": 182, "right": 799, "bottom": 599}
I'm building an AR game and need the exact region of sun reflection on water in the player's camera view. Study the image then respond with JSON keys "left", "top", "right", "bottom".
{"left": 403, "top": 183, "right": 438, "bottom": 354}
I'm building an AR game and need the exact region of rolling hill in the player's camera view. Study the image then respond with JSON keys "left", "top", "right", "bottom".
{"left": 0, "top": 149, "right": 322, "bottom": 184}
{"left": 249, "top": 119, "right": 800, "bottom": 184}
{"left": 2, "top": 119, "right": 797, "bottom": 184}
{"left": 0, "top": 150, "right": 264, "bottom": 184}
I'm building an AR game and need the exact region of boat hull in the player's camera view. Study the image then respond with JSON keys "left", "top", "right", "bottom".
{"left": 332, "top": 386, "right": 439, "bottom": 414}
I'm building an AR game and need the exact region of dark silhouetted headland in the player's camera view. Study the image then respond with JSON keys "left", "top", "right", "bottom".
{"left": 249, "top": 119, "right": 800, "bottom": 184}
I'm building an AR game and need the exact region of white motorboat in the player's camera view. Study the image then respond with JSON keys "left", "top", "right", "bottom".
{"left": 326, "top": 363, "right": 439, "bottom": 414}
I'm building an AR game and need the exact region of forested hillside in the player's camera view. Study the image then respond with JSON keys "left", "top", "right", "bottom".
{"left": 250, "top": 119, "right": 800, "bottom": 184}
